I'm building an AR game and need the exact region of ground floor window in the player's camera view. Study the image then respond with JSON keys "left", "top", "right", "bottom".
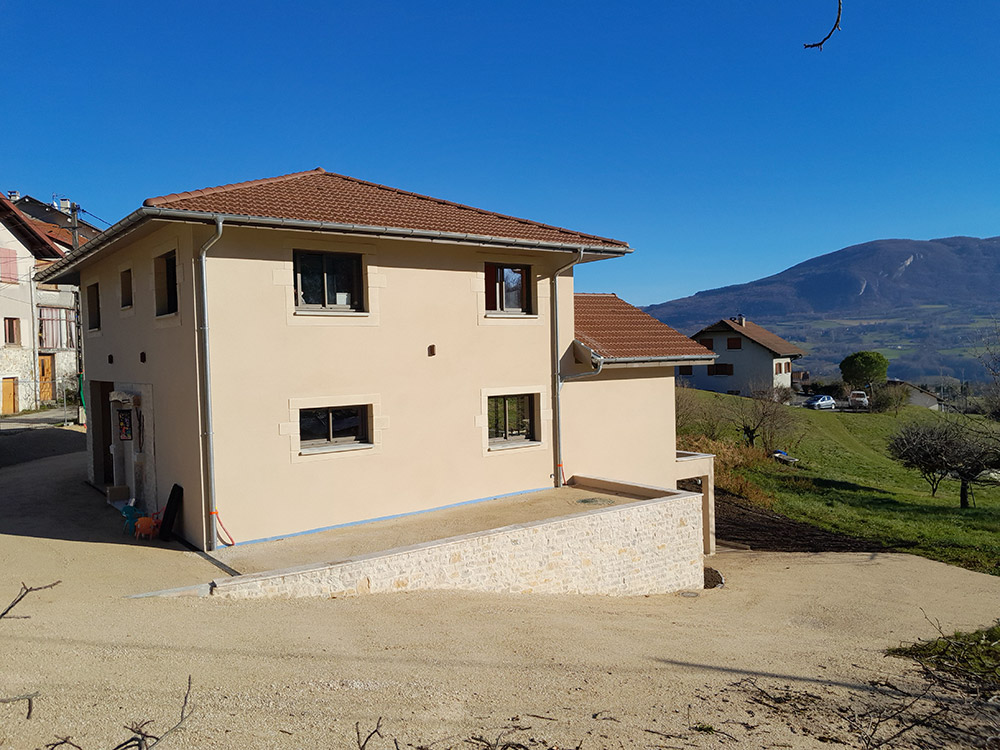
{"left": 707, "top": 363, "right": 733, "bottom": 376}
{"left": 299, "top": 405, "right": 370, "bottom": 449}
{"left": 488, "top": 394, "right": 535, "bottom": 445}
{"left": 3, "top": 317, "right": 20, "bottom": 345}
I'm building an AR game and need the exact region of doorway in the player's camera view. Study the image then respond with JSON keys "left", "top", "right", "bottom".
{"left": 1, "top": 377, "right": 17, "bottom": 415}
{"left": 38, "top": 354, "right": 55, "bottom": 401}
{"left": 89, "top": 381, "right": 115, "bottom": 486}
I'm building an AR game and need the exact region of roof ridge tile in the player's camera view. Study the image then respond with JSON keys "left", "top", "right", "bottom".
{"left": 144, "top": 168, "right": 327, "bottom": 207}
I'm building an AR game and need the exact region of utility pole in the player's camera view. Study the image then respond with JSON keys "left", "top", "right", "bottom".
{"left": 70, "top": 202, "right": 80, "bottom": 253}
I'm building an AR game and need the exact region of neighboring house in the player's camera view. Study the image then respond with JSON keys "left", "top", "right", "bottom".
{"left": 11, "top": 192, "right": 103, "bottom": 244}
{"left": 886, "top": 378, "right": 943, "bottom": 410}
{"left": 686, "top": 315, "right": 805, "bottom": 396}
{"left": 790, "top": 369, "right": 811, "bottom": 393}
{"left": 0, "top": 194, "right": 81, "bottom": 415}
{"left": 37, "top": 168, "right": 716, "bottom": 554}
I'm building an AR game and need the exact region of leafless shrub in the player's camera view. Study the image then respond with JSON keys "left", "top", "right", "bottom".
{"left": 726, "top": 384, "right": 799, "bottom": 453}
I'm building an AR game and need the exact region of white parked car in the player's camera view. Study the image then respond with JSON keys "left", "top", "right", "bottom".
{"left": 848, "top": 390, "right": 870, "bottom": 409}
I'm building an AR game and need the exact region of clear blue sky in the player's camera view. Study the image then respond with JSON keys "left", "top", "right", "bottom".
{"left": 4, "top": 2, "right": 999, "bottom": 306}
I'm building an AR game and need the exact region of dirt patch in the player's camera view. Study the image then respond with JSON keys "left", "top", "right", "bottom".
{"left": 716, "top": 491, "right": 889, "bottom": 553}
{"left": 679, "top": 479, "right": 888, "bottom": 553}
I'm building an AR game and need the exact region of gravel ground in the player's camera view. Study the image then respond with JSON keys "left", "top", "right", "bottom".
{"left": 2, "top": 451, "right": 999, "bottom": 748}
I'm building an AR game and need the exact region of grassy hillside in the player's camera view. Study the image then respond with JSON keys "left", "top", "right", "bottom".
{"left": 680, "top": 392, "right": 1000, "bottom": 574}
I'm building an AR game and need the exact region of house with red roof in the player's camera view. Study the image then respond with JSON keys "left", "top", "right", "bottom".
{"left": 1, "top": 193, "right": 82, "bottom": 414}
{"left": 38, "top": 168, "right": 717, "bottom": 565}
{"left": 687, "top": 315, "right": 805, "bottom": 396}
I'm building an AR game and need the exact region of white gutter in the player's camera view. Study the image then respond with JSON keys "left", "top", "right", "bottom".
{"left": 549, "top": 249, "right": 585, "bottom": 488}
{"left": 196, "top": 217, "right": 225, "bottom": 551}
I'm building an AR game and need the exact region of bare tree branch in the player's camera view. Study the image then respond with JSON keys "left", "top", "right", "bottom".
{"left": 0, "top": 580, "right": 62, "bottom": 620}
{"left": 0, "top": 690, "right": 39, "bottom": 719}
{"left": 804, "top": 0, "right": 843, "bottom": 50}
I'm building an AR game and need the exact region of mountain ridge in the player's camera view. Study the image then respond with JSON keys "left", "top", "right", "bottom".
{"left": 644, "top": 236, "right": 1000, "bottom": 381}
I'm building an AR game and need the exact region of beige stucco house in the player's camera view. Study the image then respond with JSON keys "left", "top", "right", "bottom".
{"left": 1, "top": 193, "right": 81, "bottom": 415}
{"left": 38, "top": 169, "right": 715, "bottom": 553}
{"left": 686, "top": 315, "right": 804, "bottom": 396}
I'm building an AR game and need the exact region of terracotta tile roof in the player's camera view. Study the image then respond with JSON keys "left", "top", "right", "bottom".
{"left": 0, "top": 194, "right": 63, "bottom": 258}
{"left": 26, "top": 218, "right": 79, "bottom": 250}
{"left": 144, "top": 168, "right": 630, "bottom": 250}
{"left": 574, "top": 294, "right": 715, "bottom": 360}
{"left": 694, "top": 317, "right": 805, "bottom": 358}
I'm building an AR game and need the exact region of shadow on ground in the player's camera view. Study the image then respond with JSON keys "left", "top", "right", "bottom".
{"left": 0, "top": 446, "right": 186, "bottom": 550}
{"left": 0, "top": 427, "right": 86, "bottom": 469}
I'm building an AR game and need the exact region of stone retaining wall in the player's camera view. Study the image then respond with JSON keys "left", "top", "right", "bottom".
{"left": 211, "top": 488, "right": 705, "bottom": 599}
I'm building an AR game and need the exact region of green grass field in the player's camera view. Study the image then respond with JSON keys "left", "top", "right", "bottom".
{"left": 684, "top": 392, "right": 1000, "bottom": 574}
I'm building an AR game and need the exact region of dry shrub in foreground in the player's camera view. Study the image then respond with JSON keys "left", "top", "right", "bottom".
{"left": 678, "top": 433, "right": 777, "bottom": 508}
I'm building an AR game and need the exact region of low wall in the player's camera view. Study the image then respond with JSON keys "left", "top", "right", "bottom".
{"left": 211, "top": 485, "right": 705, "bottom": 600}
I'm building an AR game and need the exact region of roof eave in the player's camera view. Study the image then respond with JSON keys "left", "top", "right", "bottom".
{"left": 37, "top": 207, "right": 631, "bottom": 283}
{"left": 572, "top": 338, "right": 717, "bottom": 367}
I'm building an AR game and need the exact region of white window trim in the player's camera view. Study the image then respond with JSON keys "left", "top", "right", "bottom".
{"left": 478, "top": 386, "right": 550, "bottom": 456}
{"left": 285, "top": 393, "right": 385, "bottom": 463}
{"left": 281, "top": 239, "right": 382, "bottom": 327}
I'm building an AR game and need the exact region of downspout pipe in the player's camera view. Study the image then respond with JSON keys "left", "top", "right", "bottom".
{"left": 550, "top": 248, "right": 584, "bottom": 488}
{"left": 197, "top": 216, "right": 225, "bottom": 551}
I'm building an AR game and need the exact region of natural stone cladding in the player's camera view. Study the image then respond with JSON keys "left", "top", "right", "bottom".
{"left": 211, "top": 491, "right": 705, "bottom": 600}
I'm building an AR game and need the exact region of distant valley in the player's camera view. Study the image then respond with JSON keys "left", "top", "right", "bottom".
{"left": 644, "top": 236, "right": 1000, "bottom": 383}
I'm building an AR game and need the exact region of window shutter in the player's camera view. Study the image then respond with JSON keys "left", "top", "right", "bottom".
{"left": 484, "top": 263, "right": 498, "bottom": 311}
{"left": 698, "top": 338, "right": 713, "bottom": 351}
{"left": 0, "top": 248, "right": 17, "bottom": 283}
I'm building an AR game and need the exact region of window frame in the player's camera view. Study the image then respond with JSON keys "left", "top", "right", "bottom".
{"left": 485, "top": 263, "right": 532, "bottom": 315}
{"left": 298, "top": 404, "right": 372, "bottom": 453}
{"left": 154, "top": 251, "right": 178, "bottom": 317}
{"left": 3, "top": 317, "right": 20, "bottom": 345}
{"left": 120, "top": 268, "right": 134, "bottom": 309}
{"left": 86, "top": 283, "right": 101, "bottom": 331}
{"left": 293, "top": 250, "right": 365, "bottom": 313}
{"left": 38, "top": 307, "right": 76, "bottom": 349}
{"left": 727, "top": 337, "right": 742, "bottom": 350}
{"left": 487, "top": 393, "right": 537, "bottom": 447}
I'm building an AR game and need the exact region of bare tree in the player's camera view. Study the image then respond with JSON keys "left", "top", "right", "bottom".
{"left": 888, "top": 418, "right": 1000, "bottom": 507}
{"left": 727, "top": 384, "right": 798, "bottom": 452}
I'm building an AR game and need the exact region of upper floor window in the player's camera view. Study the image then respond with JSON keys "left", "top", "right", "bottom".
{"left": 86, "top": 283, "right": 101, "bottom": 330}
{"left": 294, "top": 251, "right": 364, "bottom": 312}
{"left": 485, "top": 263, "right": 531, "bottom": 314}
{"left": 120, "top": 268, "right": 134, "bottom": 309}
{"left": 0, "top": 248, "right": 18, "bottom": 284}
{"left": 39, "top": 307, "right": 76, "bottom": 349}
{"left": 698, "top": 338, "right": 713, "bottom": 351}
{"left": 154, "top": 251, "right": 178, "bottom": 316}
{"left": 727, "top": 337, "right": 742, "bottom": 350}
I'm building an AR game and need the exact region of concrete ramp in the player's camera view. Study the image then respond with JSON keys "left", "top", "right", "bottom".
{"left": 208, "top": 478, "right": 705, "bottom": 600}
